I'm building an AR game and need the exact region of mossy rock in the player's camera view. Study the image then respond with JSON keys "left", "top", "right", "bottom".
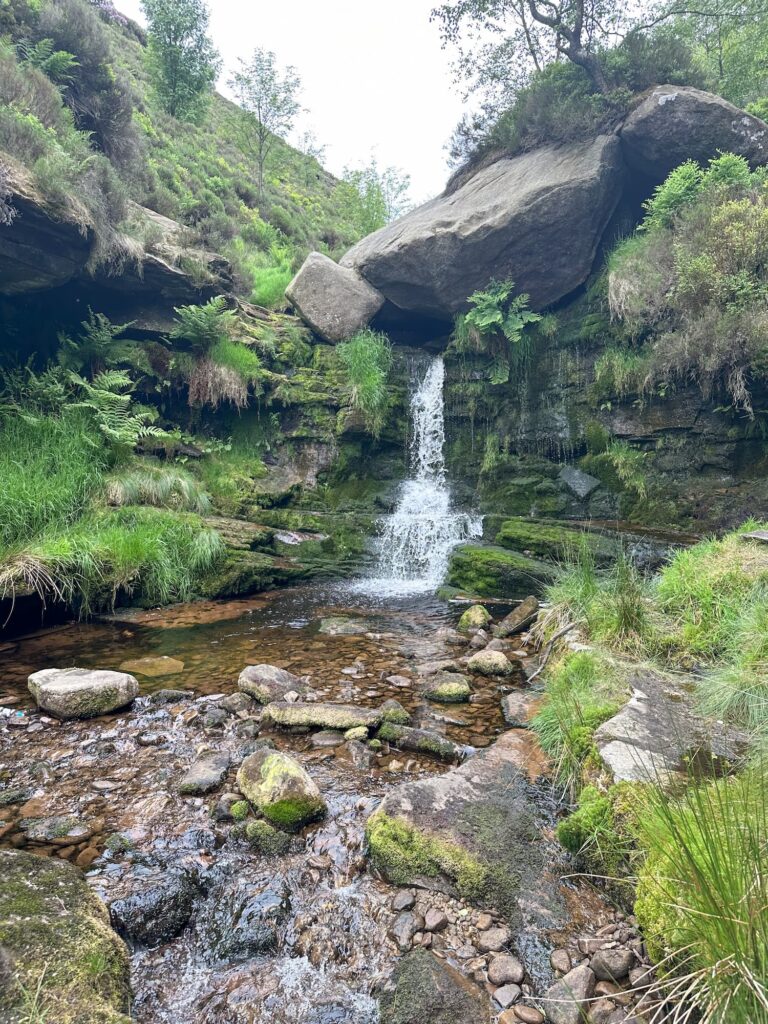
{"left": 379, "top": 949, "right": 492, "bottom": 1024}
{"left": 448, "top": 545, "right": 553, "bottom": 599}
{"left": 197, "top": 550, "right": 298, "bottom": 599}
{"left": 495, "top": 518, "right": 621, "bottom": 565}
{"left": 245, "top": 820, "right": 292, "bottom": 856}
{"left": 457, "top": 604, "right": 491, "bottom": 631}
{"left": 420, "top": 672, "right": 472, "bottom": 703}
{"left": 379, "top": 699, "right": 411, "bottom": 725}
{"left": 264, "top": 701, "right": 382, "bottom": 731}
{"left": 0, "top": 850, "right": 132, "bottom": 1024}
{"left": 236, "top": 749, "right": 326, "bottom": 831}
{"left": 377, "top": 722, "right": 465, "bottom": 762}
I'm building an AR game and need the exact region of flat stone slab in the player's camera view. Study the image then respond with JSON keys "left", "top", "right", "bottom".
{"left": 118, "top": 656, "right": 184, "bottom": 677}
{"left": 178, "top": 752, "right": 230, "bottom": 795}
{"left": 263, "top": 701, "right": 382, "bottom": 731}
{"left": 238, "top": 664, "right": 305, "bottom": 704}
{"left": 595, "top": 672, "right": 749, "bottom": 783}
{"left": 28, "top": 667, "right": 139, "bottom": 719}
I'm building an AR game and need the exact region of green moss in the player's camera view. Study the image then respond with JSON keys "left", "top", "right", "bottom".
{"left": 495, "top": 518, "right": 620, "bottom": 564}
{"left": 366, "top": 811, "right": 488, "bottom": 902}
{"left": 376, "top": 722, "right": 460, "bottom": 761}
{"left": 245, "top": 819, "right": 292, "bottom": 856}
{"left": 230, "top": 800, "right": 250, "bottom": 822}
{"left": 457, "top": 604, "right": 491, "bottom": 630}
{"left": 0, "top": 851, "right": 131, "bottom": 1024}
{"left": 448, "top": 544, "right": 553, "bottom": 599}
{"left": 421, "top": 674, "right": 471, "bottom": 703}
{"left": 368, "top": 738, "right": 383, "bottom": 751}
{"left": 556, "top": 783, "right": 640, "bottom": 877}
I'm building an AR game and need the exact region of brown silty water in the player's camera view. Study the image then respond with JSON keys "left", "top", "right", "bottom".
{"left": 0, "top": 583, "right": 621, "bottom": 1022}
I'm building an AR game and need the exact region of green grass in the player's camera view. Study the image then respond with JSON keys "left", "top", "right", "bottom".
{"left": 208, "top": 338, "right": 262, "bottom": 387}
{"left": 105, "top": 461, "right": 211, "bottom": 513}
{"left": 635, "top": 766, "right": 768, "bottom": 1023}
{"left": 337, "top": 329, "right": 393, "bottom": 437}
{"left": 0, "top": 411, "right": 108, "bottom": 549}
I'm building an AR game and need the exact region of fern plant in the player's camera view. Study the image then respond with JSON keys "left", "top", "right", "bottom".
{"left": 171, "top": 297, "right": 237, "bottom": 354}
{"left": 69, "top": 370, "right": 165, "bottom": 454}
{"left": 17, "top": 37, "right": 79, "bottom": 85}
{"left": 452, "top": 279, "right": 541, "bottom": 384}
{"left": 57, "top": 310, "right": 133, "bottom": 377}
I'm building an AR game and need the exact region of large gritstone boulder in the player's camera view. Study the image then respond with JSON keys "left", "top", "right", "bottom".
{"left": 621, "top": 85, "right": 768, "bottom": 178}
{"left": 285, "top": 250, "right": 385, "bottom": 342}
{"left": 340, "top": 134, "right": 623, "bottom": 317}
{"left": 0, "top": 850, "right": 132, "bottom": 1024}
{"left": 28, "top": 667, "right": 139, "bottom": 719}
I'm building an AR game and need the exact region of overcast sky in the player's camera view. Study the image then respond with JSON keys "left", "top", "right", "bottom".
{"left": 115, "top": 0, "right": 467, "bottom": 202}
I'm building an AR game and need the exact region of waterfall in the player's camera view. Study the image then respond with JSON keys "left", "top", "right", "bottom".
{"left": 359, "top": 355, "right": 482, "bottom": 596}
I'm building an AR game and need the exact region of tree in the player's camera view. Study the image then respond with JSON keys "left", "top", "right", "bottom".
{"left": 340, "top": 158, "right": 411, "bottom": 237}
{"left": 141, "top": 0, "right": 221, "bottom": 120}
{"left": 228, "top": 49, "right": 301, "bottom": 203}
{"left": 296, "top": 128, "right": 327, "bottom": 187}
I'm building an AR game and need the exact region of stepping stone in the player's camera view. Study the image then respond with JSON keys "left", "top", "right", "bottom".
{"left": 28, "top": 668, "right": 138, "bottom": 719}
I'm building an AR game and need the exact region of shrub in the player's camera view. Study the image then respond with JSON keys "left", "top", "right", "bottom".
{"left": 337, "top": 328, "right": 393, "bottom": 437}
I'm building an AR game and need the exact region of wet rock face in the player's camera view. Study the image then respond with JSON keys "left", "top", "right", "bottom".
{"left": 285, "top": 251, "right": 385, "bottom": 344}
{"left": 379, "top": 949, "right": 492, "bottom": 1024}
{"left": 340, "top": 135, "right": 623, "bottom": 318}
{"left": 236, "top": 748, "right": 327, "bottom": 830}
{"left": 110, "top": 869, "right": 202, "bottom": 946}
{"left": 27, "top": 667, "right": 139, "bottom": 719}
{"left": 0, "top": 849, "right": 131, "bottom": 1024}
{"left": 178, "top": 751, "right": 231, "bottom": 795}
{"left": 238, "top": 663, "right": 305, "bottom": 704}
{"left": 621, "top": 85, "right": 768, "bottom": 178}
{"left": 197, "top": 874, "right": 290, "bottom": 964}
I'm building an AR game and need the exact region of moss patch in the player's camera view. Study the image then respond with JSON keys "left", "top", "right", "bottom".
{"left": 245, "top": 820, "right": 292, "bottom": 856}
{"left": 448, "top": 545, "right": 553, "bottom": 599}
{"left": 496, "top": 518, "right": 620, "bottom": 564}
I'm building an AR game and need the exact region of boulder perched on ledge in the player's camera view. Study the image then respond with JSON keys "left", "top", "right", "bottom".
{"left": 285, "top": 251, "right": 385, "bottom": 343}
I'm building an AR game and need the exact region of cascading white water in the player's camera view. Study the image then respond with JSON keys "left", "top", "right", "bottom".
{"left": 359, "top": 355, "right": 481, "bottom": 596}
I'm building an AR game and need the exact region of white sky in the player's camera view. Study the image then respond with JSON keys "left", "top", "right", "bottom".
{"left": 115, "top": 0, "right": 467, "bottom": 202}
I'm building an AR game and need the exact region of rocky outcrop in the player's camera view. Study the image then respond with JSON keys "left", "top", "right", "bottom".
{"left": 285, "top": 250, "right": 385, "bottom": 343}
{"left": 0, "top": 849, "right": 132, "bottom": 1024}
{"left": 340, "top": 135, "right": 623, "bottom": 318}
{"left": 621, "top": 85, "right": 768, "bottom": 178}
{"left": 27, "top": 667, "right": 139, "bottom": 719}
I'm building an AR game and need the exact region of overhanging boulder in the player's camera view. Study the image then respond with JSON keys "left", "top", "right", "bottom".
{"left": 340, "top": 134, "right": 624, "bottom": 317}
{"left": 621, "top": 86, "right": 768, "bottom": 178}
{"left": 285, "top": 250, "right": 385, "bottom": 343}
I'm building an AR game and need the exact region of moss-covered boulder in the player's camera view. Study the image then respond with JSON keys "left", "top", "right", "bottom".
{"left": 466, "top": 650, "right": 515, "bottom": 677}
{"left": 238, "top": 664, "right": 305, "bottom": 704}
{"left": 448, "top": 545, "right": 553, "bottom": 599}
{"left": 495, "top": 518, "right": 620, "bottom": 565}
{"left": 236, "top": 749, "right": 326, "bottom": 831}
{"left": 0, "top": 850, "right": 131, "bottom": 1024}
{"left": 379, "top": 949, "right": 492, "bottom": 1024}
{"left": 420, "top": 672, "right": 472, "bottom": 703}
{"left": 379, "top": 698, "right": 411, "bottom": 724}
{"left": 27, "top": 668, "right": 139, "bottom": 719}
{"left": 366, "top": 731, "right": 564, "bottom": 928}
{"left": 377, "top": 722, "right": 466, "bottom": 762}
{"left": 263, "top": 701, "right": 382, "bottom": 731}
{"left": 457, "top": 604, "right": 492, "bottom": 631}
{"left": 245, "top": 819, "right": 293, "bottom": 856}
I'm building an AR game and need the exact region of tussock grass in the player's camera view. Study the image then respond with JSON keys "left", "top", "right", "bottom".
{"left": 337, "top": 329, "right": 392, "bottom": 437}
{"left": 105, "top": 462, "right": 211, "bottom": 514}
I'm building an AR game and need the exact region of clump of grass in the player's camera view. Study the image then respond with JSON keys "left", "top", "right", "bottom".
{"left": 105, "top": 462, "right": 211, "bottom": 513}
{"left": 0, "top": 411, "right": 107, "bottom": 549}
{"left": 337, "top": 328, "right": 392, "bottom": 437}
{"left": 532, "top": 649, "right": 628, "bottom": 788}
{"left": 208, "top": 339, "right": 262, "bottom": 389}
{"left": 0, "top": 506, "right": 223, "bottom": 613}
{"left": 635, "top": 766, "right": 768, "bottom": 1023}
{"left": 697, "top": 593, "right": 768, "bottom": 728}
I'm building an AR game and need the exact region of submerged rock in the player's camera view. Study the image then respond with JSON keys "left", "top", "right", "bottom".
{"left": 244, "top": 819, "right": 293, "bottom": 856}
{"left": 118, "top": 655, "right": 184, "bottom": 678}
{"left": 285, "top": 250, "right": 385, "bottom": 343}
{"left": 264, "top": 701, "right": 382, "bottom": 731}
{"left": 198, "top": 874, "right": 290, "bottom": 964}
{"left": 379, "top": 949, "right": 492, "bottom": 1024}
{"left": 27, "top": 667, "right": 139, "bottom": 719}
{"left": 0, "top": 849, "right": 131, "bottom": 1024}
{"left": 238, "top": 664, "right": 305, "bottom": 704}
{"left": 236, "top": 748, "right": 326, "bottom": 830}
{"left": 420, "top": 671, "right": 472, "bottom": 703}
{"left": 379, "top": 698, "right": 412, "bottom": 724}
{"left": 318, "top": 615, "right": 372, "bottom": 635}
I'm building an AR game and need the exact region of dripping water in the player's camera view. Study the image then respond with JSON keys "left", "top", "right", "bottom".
{"left": 357, "top": 355, "right": 481, "bottom": 596}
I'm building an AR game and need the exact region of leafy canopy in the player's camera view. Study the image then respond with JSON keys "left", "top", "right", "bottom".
{"left": 141, "top": 0, "right": 221, "bottom": 120}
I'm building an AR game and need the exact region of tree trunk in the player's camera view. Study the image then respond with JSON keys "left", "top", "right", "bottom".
{"left": 570, "top": 47, "right": 609, "bottom": 94}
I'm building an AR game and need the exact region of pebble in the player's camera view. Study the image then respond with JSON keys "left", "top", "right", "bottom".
{"left": 591, "top": 948, "right": 634, "bottom": 981}
{"left": 477, "top": 926, "right": 511, "bottom": 953}
{"left": 391, "top": 891, "right": 416, "bottom": 912}
{"left": 476, "top": 912, "right": 494, "bottom": 930}
{"left": 423, "top": 908, "right": 448, "bottom": 932}
{"left": 388, "top": 911, "right": 425, "bottom": 950}
{"left": 494, "top": 983, "right": 522, "bottom": 1008}
{"left": 550, "top": 948, "right": 572, "bottom": 974}
{"left": 513, "top": 1007, "right": 545, "bottom": 1023}
{"left": 488, "top": 953, "right": 525, "bottom": 985}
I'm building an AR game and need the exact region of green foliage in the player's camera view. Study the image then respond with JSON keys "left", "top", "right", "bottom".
{"left": 592, "top": 347, "right": 651, "bottom": 403}
{"left": 141, "top": 0, "right": 220, "bottom": 120}
{"left": 338, "top": 157, "right": 411, "bottom": 236}
{"left": 337, "top": 329, "right": 393, "bottom": 437}
{"left": 635, "top": 767, "right": 768, "bottom": 1024}
{"left": 556, "top": 783, "right": 640, "bottom": 876}
{"left": 171, "top": 296, "right": 236, "bottom": 353}
{"left": 0, "top": 410, "right": 107, "bottom": 548}
{"left": 532, "top": 650, "right": 628, "bottom": 786}
{"left": 208, "top": 339, "right": 262, "bottom": 387}
{"left": 17, "top": 37, "right": 79, "bottom": 86}
{"left": 609, "top": 154, "right": 768, "bottom": 414}
{"left": 105, "top": 461, "right": 210, "bottom": 513}
{"left": 57, "top": 310, "right": 132, "bottom": 376}
{"left": 451, "top": 279, "right": 540, "bottom": 385}
{"left": 69, "top": 369, "right": 165, "bottom": 453}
